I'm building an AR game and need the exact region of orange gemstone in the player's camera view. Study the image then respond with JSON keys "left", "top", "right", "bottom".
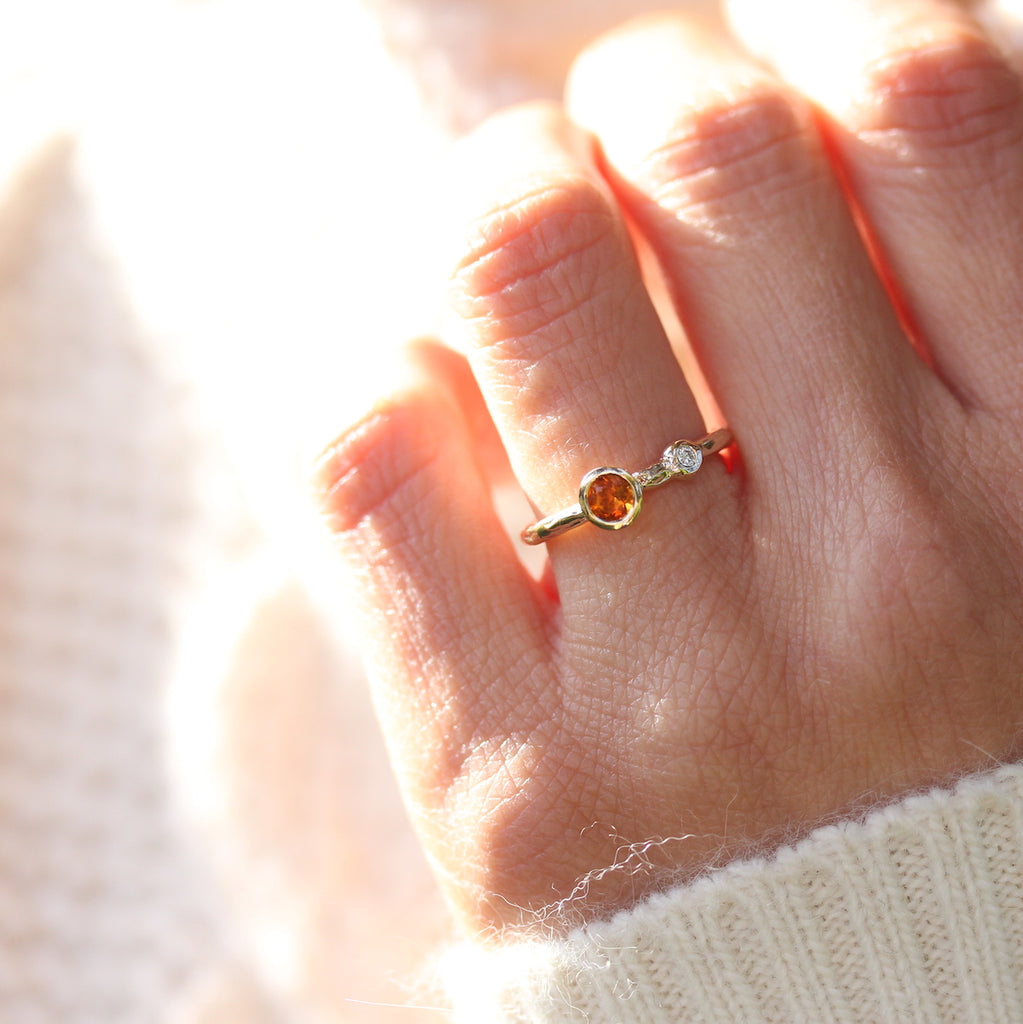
{"left": 586, "top": 472, "right": 636, "bottom": 524}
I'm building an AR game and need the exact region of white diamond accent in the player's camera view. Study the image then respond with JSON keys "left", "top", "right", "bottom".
{"left": 667, "top": 442, "right": 702, "bottom": 475}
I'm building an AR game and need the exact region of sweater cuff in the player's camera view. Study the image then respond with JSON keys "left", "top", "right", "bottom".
{"left": 442, "top": 764, "right": 1023, "bottom": 1023}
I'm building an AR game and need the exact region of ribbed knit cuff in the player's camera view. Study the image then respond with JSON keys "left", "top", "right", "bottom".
{"left": 442, "top": 764, "right": 1023, "bottom": 1023}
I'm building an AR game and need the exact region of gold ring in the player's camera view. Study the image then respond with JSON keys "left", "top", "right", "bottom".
{"left": 521, "top": 429, "right": 732, "bottom": 545}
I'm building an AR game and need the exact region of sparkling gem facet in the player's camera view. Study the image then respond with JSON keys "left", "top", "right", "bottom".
{"left": 585, "top": 472, "right": 637, "bottom": 524}
{"left": 668, "top": 442, "right": 703, "bottom": 475}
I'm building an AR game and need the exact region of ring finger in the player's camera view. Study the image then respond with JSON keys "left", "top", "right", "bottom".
{"left": 447, "top": 103, "right": 734, "bottom": 595}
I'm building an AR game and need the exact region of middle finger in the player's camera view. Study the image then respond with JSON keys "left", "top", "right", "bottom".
{"left": 568, "top": 17, "right": 944, "bottom": 491}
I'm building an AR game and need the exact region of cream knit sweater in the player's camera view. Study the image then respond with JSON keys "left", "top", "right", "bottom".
{"left": 446, "top": 765, "right": 1023, "bottom": 1023}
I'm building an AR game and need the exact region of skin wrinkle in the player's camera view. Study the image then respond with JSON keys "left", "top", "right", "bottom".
{"left": 770, "top": 273, "right": 899, "bottom": 402}
{"left": 972, "top": 423, "right": 1023, "bottom": 529}
{"left": 460, "top": 250, "right": 612, "bottom": 353}
{"left": 687, "top": 632, "right": 779, "bottom": 768}
{"left": 452, "top": 174, "right": 614, "bottom": 276}
{"left": 315, "top": 410, "right": 439, "bottom": 535}
{"left": 468, "top": 652, "right": 554, "bottom": 743}
{"left": 841, "top": 457, "right": 974, "bottom": 638}
{"left": 479, "top": 336, "right": 609, "bottom": 439}
{"left": 816, "top": 459, "right": 1021, "bottom": 777}
{"left": 642, "top": 91, "right": 828, "bottom": 230}
{"left": 463, "top": 736, "right": 549, "bottom": 822}
{"left": 631, "top": 619, "right": 756, "bottom": 777}
{"left": 451, "top": 181, "right": 622, "bottom": 326}
{"left": 575, "top": 33, "right": 945, "bottom": 455}
{"left": 966, "top": 309, "right": 1023, "bottom": 408}
{"left": 854, "top": 36, "right": 1023, "bottom": 155}
{"left": 465, "top": 748, "right": 609, "bottom": 913}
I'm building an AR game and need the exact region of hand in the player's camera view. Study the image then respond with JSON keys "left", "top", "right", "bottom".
{"left": 316, "top": 0, "right": 1023, "bottom": 937}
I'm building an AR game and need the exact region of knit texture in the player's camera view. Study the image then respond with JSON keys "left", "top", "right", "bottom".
{"left": 445, "top": 764, "right": 1023, "bottom": 1024}
{"left": 0, "top": 133, "right": 227, "bottom": 1021}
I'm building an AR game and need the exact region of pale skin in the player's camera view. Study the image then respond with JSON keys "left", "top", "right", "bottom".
{"left": 316, "top": 0, "right": 1023, "bottom": 938}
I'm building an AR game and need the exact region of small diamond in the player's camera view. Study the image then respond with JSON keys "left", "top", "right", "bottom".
{"left": 667, "top": 442, "right": 703, "bottom": 475}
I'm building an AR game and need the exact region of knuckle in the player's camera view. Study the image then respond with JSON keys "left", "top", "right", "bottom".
{"left": 315, "top": 396, "right": 440, "bottom": 537}
{"left": 638, "top": 86, "right": 819, "bottom": 219}
{"left": 857, "top": 35, "right": 1023, "bottom": 163}
{"left": 451, "top": 176, "right": 621, "bottom": 346}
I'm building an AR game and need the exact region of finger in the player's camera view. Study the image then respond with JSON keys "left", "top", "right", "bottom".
{"left": 170, "top": 579, "right": 446, "bottom": 1018}
{"left": 405, "top": 337, "right": 515, "bottom": 490}
{"left": 312, "top": 357, "right": 551, "bottom": 818}
{"left": 727, "top": 0, "right": 1023, "bottom": 412}
{"left": 405, "top": 338, "right": 554, "bottom": 583}
{"left": 447, "top": 102, "right": 725, "bottom": 575}
{"left": 567, "top": 17, "right": 940, "bottom": 488}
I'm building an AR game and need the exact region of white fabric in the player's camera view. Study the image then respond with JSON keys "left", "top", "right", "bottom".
{"left": 0, "top": 3, "right": 454, "bottom": 1022}
{"left": 445, "top": 765, "right": 1023, "bottom": 1023}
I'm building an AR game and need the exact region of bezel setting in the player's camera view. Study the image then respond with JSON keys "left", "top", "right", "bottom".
{"left": 665, "top": 441, "right": 703, "bottom": 476}
{"left": 579, "top": 467, "right": 643, "bottom": 530}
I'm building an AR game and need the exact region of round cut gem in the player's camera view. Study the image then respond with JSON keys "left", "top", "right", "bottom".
{"left": 667, "top": 442, "right": 703, "bottom": 475}
{"left": 584, "top": 471, "right": 638, "bottom": 526}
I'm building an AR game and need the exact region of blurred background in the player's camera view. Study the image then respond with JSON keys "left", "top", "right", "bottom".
{"left": 0, "top": 0, "right": 717, "bottom": 1022}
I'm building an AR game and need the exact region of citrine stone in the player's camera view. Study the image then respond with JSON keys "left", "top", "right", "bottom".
{"left": 585, "top": 472, "right": 637, "bottom": 524}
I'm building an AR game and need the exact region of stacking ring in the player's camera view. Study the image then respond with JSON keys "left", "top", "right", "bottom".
{"left": 521, "top": 429, "right": 732, "bottom": 545}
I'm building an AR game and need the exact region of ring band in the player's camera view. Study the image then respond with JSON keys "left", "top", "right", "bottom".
{"left": 521, "top": 429, "right": 732, "bottom": 545}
